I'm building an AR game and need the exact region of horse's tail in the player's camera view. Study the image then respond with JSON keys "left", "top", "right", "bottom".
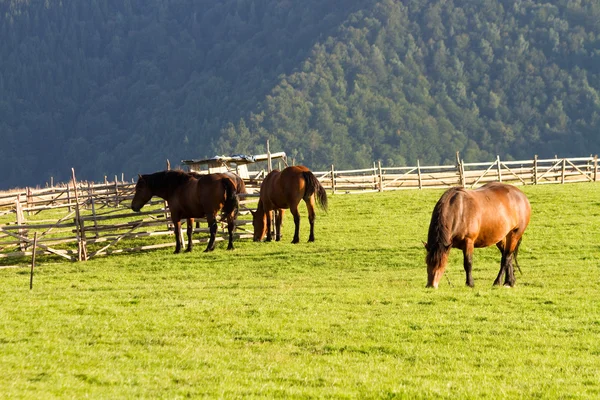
{"left": 221, "top": 177, "right": 239, "bottom": 219}
{"left": 425, "top": 188, "right": 457, "bottom": 268}
{"left": 302, "top": 171, "right": 328, "bottom": 212}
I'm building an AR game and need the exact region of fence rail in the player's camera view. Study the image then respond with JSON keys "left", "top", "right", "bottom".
{"left": 0, "top": 154, "right": 597, "bottom": 261}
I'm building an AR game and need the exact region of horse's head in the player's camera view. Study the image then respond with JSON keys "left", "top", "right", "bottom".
{"left": 251, "top": 209, "right": 267, "bottom": 242}
{"left": 424, "top": 240, "right": 449, "bottom": 289}
{"left": 131, "top": 174, "right": 153, "bottom": 212}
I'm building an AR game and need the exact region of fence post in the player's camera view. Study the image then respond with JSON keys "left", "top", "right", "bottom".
{"left": 267, "top": 140, "right": 272, "bottom": 173}
{"left": 456, "top": 152, "right": 464, "bottom": 187}
{"left": 496, "top": 155, "right": 502, "bottom": 182}
{"left": 71, "top": 168, "right": 87, "bottom": 261}
{"left": 114, "top": 175, "right": 119, "bottom": 207}
{"left": 30, "top": 232, "right": 38, "bottom": 290}
{"left": 417, "top": 160, "right": 423, "bottom": 189}
{"left": 15, "top": 194, "right": 26, "bottom": 251}
{"left": 533, "top": 155, "right": 538, "bottom": 184}
{"left": 89, "top": 182, "right": 99, "bottom": 239}
{"left": 594, "top": 155, "right": 598, "bottom": 182}
{"left": 377, "top": 161, "right": 383, "bottom": 192}
{"left": 561, "top": 158, "right": 566, "bottom": 184}
{"left": 66, "top": 182, "right": 72, "bottom": 212}
{"left": 26, "top": 187, "right": 32, "bottom": 216}
{"left": 372, "top": 162, "right": 377, "bottom": 190}
{"left": 331, "top": 165, "right": 336, "bottom": 194}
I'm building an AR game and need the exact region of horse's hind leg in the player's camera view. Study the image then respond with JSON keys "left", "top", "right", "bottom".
{"left": 462, "top": 240, "right": 475, "bottom": 287}
{"left": 275, "top": 209, "right": 284, "bottom": 241}
{"left": 290, "top": 205, "right": 301, "bottom": 244}
{"left": 204, "top": 215, "right": 218, "bottom": 252}
{"left": 495, "top": 236, "right": 518, "bottom": 287}
{"left": 493, "top": 241, "right": 506, "bottom": 286}
{"left": 185, "top": 218, "right": 194, "bottom": 252}
{"left": 306, "top": 196, "right": 316, "bottom": 242}
{"left": 265, "top": 210, "right": 273, "bottom": 242}
{"left": 226, "top": 214, "right": 235, "bottom": 250}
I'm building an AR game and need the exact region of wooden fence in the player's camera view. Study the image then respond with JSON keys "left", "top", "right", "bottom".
{"left": 316, "top": 154, "right": 598, "bottom": 193}
{"left": 0, "top": 154, "right": 597, "bottom": 261}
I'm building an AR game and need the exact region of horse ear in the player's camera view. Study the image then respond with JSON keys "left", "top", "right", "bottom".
{"left": 422, "top": 241, "right": 429, "bottom": 251}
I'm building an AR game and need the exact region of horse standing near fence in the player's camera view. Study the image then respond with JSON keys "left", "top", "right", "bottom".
{"left": 189, "top": 171, "right": 247, "bottom": 229}
{"left": 424, "top": 182, "right": 531, "bottom": 288}
{"left": 252, "top": 166, "right": 328, "bottom": 243}
{"left": 131, "top": 170, "right": 239, "bottom": 253}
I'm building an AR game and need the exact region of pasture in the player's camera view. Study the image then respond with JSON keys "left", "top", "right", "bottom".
{"left": 1, "top": 183, "right": 599, "bottom": 398}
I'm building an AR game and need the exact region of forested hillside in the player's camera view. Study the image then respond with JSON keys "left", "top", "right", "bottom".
{"left": 1, "top": 0, "right": 599, "bottom": 188}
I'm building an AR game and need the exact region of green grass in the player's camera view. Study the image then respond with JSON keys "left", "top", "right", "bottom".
{"left": 1, "top": 183, "right": 600, "bottom": 398}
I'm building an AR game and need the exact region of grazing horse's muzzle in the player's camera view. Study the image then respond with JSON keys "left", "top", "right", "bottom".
{"left": 131, "top": 204, "right": 141, "bottom": 212}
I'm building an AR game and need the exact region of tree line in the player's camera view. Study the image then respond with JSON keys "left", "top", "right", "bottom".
{"left": 1, "top": 0, "right": 599, "bottom": 188}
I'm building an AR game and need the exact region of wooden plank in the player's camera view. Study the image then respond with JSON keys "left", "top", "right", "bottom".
{"left": 87, "top": 221, "right": 144, "bottom": 259}
{"left": 0, "top": 228, "right": 74, "bottom": 261}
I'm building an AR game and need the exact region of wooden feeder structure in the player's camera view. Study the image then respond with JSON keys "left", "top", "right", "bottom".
{"left": 181, "top": 152, "right": 287, "bottom": 181}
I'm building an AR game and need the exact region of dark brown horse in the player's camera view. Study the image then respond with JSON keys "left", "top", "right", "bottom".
{"left": 424, "top": 182, "right": 531, "bottom": 288}
{"left": 131, "top": 170, "right": 238, "bottom": 253}
{"left": 252, "top": 166, "right": 328, "bottom": 243}
{"left": 189, "top": 171, "right": 247, "bottom": 228}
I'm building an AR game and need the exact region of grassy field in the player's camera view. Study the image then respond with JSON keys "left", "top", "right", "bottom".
{"left": 1, "top": 183, "right": 599, "bottom": 398}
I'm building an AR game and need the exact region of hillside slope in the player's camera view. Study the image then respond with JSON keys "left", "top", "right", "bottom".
{"left": 1, "top": 0, "right": 599, "bottom": 187}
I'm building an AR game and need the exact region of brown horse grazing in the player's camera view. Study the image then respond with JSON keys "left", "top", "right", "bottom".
{"left": 189, "top": 171, "right": 247, "bottom": 229}
{"left": 252, "top": 166, "right": 328, "bottom": 243}
{"left": 424, "top": 182, "right": 531, "bottom": 288}
{"left": 131, "top": 170, "right": 239, "bottom": 253}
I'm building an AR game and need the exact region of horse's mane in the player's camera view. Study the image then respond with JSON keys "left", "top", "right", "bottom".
{"left": 143, "top": 170, "right": 194, "bottom": 196}
{"left": 426, "top": 187, "right": 465, "bottom": 267}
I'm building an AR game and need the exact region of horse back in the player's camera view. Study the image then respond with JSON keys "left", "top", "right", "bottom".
{"left": 468, "top": 183, "right": 531, "bottom": 246}
{"left": 260, "top": 166, "right": 309, "bottom": 210}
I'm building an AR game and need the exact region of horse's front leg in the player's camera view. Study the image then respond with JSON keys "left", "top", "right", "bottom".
{"left": 185, "top": 218, "right": 194, "bottom": 252}
{"left": 462, "top": 239, "right": 474, "bottom": 287}
{"left": 265, "top": 210, "right": 273, "bottom": 242}
{"left": 204, "top": 215, "right": 218, "bottom": 252}
{"left": 226, "top": 213, "right": 235, "bottom": 250}
{"left": 173, "top": 218, "right": 182, "bottom": 254}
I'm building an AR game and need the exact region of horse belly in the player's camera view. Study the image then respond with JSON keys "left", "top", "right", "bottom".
{"left": 473, "top": 222, "right": 511, "bottom": 248}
